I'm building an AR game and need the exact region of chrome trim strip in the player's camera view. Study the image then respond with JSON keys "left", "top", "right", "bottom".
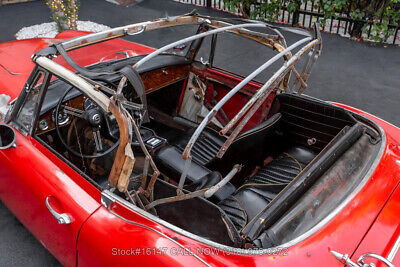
{"left": 387, "top": 233, "right": 400, "bottom": 262}
{"left": 0, "top": 63, "right": 20, "bottom": 75}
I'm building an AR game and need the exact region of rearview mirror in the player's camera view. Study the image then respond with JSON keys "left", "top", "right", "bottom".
{"left": 0, "top": 124, "right": 16, "bottom": 149}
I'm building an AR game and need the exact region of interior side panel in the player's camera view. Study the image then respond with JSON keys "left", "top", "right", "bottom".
{"left": 190, "top": 66, "right": 275, "bottom": 132}
{"left": 273, "top": 94, "right": 357, "bottom": 151}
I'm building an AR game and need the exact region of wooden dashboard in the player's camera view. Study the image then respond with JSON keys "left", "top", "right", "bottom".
{"left": 36, "top": 64, "right": 190, "bottom": 135}
{"left": 36, "top": 95, "right": 85, "bottom": 135}
{"left": 141, "top": 64, "right": 189, "bottom": 94}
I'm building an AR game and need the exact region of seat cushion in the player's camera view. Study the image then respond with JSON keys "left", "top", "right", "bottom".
{"left": 218, "top": 147, "right": 316, "bottom": 231}
{"left": 219, "top": 187, "right": 276, "bottom": 231}
{"left": 154, "top": 146, "right": 236, "bottom": 202}
{"left": 155, "top": 146, "right": 211, "bottom": 184}
{"left": 249, "top": 146, "right": 316, "bottom": 185}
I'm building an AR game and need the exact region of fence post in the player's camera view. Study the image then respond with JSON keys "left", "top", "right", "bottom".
{"left": 292, "top": 10, "right": 299, "bottom": 26}
{"left": 206, "top": 0, "right": 211, "bottom": 8}
{"left": 291, "top": 0, "right": 302, "bottom": 26}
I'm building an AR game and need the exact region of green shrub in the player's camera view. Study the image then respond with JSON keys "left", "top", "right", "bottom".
{"left": 223, "top": 0, "right": 400, "bottom": 42}
{"left": 46, "top": 0, "right": 80, "bottom": 32}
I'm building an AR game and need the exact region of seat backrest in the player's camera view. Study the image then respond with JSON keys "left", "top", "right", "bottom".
{"left": 276, "top": 94, "right": 356, "bottom": 151}
{"left": 229, "top": 112, "right": 282, "bottom": 153}
{"left": 173, "top": 113, "right": 282, "bottom": 167}
{"left": 206, "top": 113, "right": 282, "bottom": 178}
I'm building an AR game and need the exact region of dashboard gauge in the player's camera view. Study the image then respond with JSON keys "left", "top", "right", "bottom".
{"left": 38, "top": 119, "right": 49, "bottom": 131}
{"left": 52, "top": 109, "right": 69, "bottom": 126}
{"left": 84, "top": 97, "right": 97, "bottom": 111}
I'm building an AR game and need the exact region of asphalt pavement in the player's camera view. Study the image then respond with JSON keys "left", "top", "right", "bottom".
{"left": 0, "top": 0, "right": 399, "bottom": 265}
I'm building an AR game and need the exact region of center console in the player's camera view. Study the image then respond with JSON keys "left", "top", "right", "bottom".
{"left": 132, "top": 127, "right": 167, "bottom": 152}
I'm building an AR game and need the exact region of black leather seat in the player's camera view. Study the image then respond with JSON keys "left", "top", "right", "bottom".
{"left": 154, "top": 145, "right": 235, "bottom": 201}
{"left": 218, "top": 146, "right": 316, "bottom": 231}
{"left": 155, "top": 146, "right": 211, "bottom": 184}
{"left": 154, "top": 113, "right": 282, "bottom": 202}
{"left": 174, "top": 113, "right": 282, "bottom": 166}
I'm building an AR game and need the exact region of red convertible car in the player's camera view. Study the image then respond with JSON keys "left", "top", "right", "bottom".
{"left": 0, "top": 12, "right": 399, "bottom": 266}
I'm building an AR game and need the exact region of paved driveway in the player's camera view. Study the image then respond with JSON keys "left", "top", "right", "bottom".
{"left": 0, "top": 0, "right": 399, "bottom": 265}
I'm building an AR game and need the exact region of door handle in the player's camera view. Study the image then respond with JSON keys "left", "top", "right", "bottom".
{"left": 45, "top": 196, "right": 71, "bottom": 225}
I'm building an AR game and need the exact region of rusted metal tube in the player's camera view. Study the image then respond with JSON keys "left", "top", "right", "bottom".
{"left": 218, "top": 37, "right": 313, "bottom": 136}
{"left": 216, "top": 39, "right": 320, "bottom": 158}
{"left": 177, "top": 157, "right": 192, "bottom": 194}
{"left": 178, "top": 37, "right": 314, "bottom": 185}
{"left": 182, "top": 36, "right": 313, "bottom": 161}
{"left": 61, "top": 16, "right": 201, "bottom": 52}
{"left": 204, "top": 164, "right": 241, "bottom": 198}
{"left": 146, "top": 188, "right": 208, "bottom": 210}
{"left": 141, "top": 156, "right": 150, "bottom": 189}
{"left": 134, "top": 23, "right": 267, "bottom": 69}
{"left": 126, "top": 113, "right": 160, "bottom": 197}
{"left": 35, "top": 57, "right": 111, "bottom": 111}
{"left": 108, "top": 103, "right": 135, "bottom": 191}
{"left": 292, "top": 67, "right": 308, "bottom": 90}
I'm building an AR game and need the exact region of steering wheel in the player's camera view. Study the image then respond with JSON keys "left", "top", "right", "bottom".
{"left": 54, "top": 86, "right": 120, "bottom": 159}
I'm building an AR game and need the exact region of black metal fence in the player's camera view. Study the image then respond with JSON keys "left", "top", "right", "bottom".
{"left": 175, "top": 0, "right": 400, "bottom": 45}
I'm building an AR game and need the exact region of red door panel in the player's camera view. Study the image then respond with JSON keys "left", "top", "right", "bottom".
{"left": 191, "top": 67, "right": 275, "bottom": 132}
{"left": 0, "top": 128, "right": 100, "bottom": 266}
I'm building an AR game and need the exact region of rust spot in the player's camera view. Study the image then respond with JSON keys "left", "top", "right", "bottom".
{"left": 43, "top": 38, "right": 64, "bottom": 45}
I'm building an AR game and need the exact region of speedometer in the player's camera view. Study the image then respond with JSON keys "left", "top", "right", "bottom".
{"left": 51, "top": 109, "right": 69, "bottom": 126}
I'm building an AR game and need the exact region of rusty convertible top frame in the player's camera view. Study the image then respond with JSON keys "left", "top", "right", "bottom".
{"left": 30, "top": 12, "right": 322, "bottom": 210}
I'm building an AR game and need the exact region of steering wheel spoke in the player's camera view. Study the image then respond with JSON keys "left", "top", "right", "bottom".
{"left": 92, "top": 128, "right": 103, "bottom": 152}
{"left": 55, "top": 86, "right": 120, "bottom": 159}
{"left": 62, "top": 105, "right": 84, "bottom": 118}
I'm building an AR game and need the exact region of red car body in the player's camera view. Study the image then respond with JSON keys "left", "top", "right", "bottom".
{"left": 0, "top": 30, "right": 399, "bottom": 267}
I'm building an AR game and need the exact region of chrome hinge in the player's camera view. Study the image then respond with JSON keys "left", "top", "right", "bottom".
{"left": 101, "top": 190, "right": 116, "bottom": 209}
{"left": 331, "top": 250, "right": 394, "bottom": 267}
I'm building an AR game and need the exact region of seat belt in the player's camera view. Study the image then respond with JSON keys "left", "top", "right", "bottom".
{"left": 55, "top": 43, "right": 149, "bottom": 123}
{"left": 55, "top": 43, "right": 118, "bottom": 78}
